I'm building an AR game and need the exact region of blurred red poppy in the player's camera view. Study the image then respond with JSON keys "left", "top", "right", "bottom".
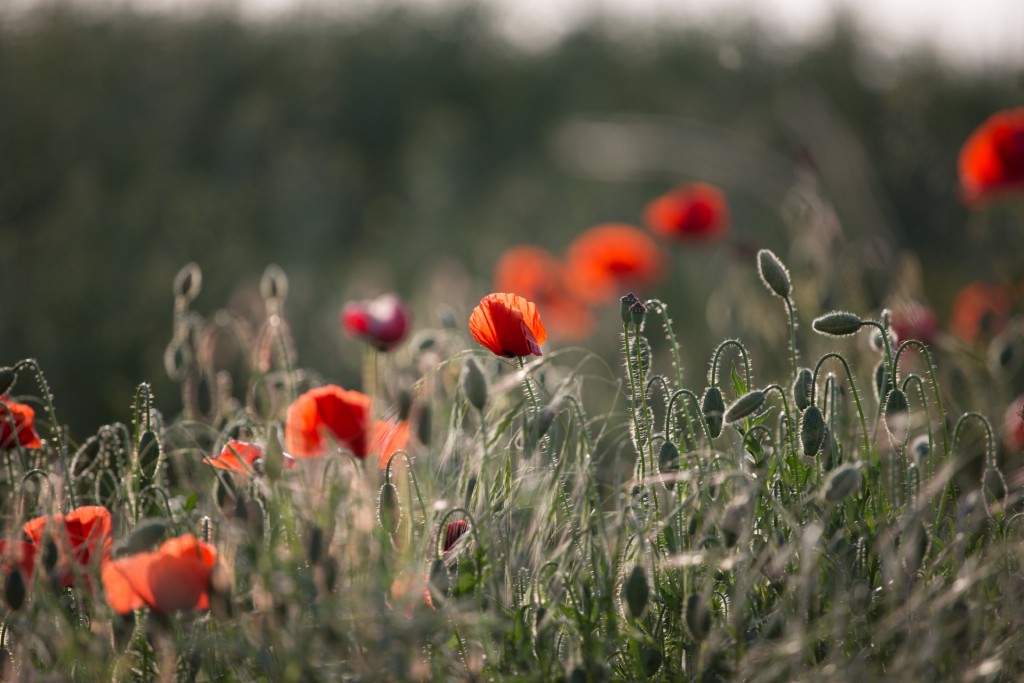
{"left": 469, "top": 293, "right": 547, "bottom": 358}
{"left": 341, "top": 294, "right": 411, "bottom": 352}
{"left": 494, "top": 246, "right": 593, "bottom": 341}
{"left": 891, "top": 303, "right": 939, "bottom": 347}
{"left": 10, "top": 506, "right": 113, "bottom": 588}
{"left": 1003, "top": 396, "right": 1024, "bottom": 452}
{"left": 644, "top": 182, "right": 730, "bottom": 242}
{"left": 959, "top": 108, "right": 1024, "bottom": 205}
{"left": 285, "top": 385, "right": 409, "bottom": 462}
{"left": 564, "top": 224, "right": 663, "bottom": 305}
{"left": 203, "top": 440, "right": 295, "bottom": 474}
{"left": 102, "top": 534, "right": 218, "bottom": 614}
{"left": 0, "top": 398, "right": 42, "bottom": 450}
{"left": 949, "top": 282, "right": 1013, "bottom": 344}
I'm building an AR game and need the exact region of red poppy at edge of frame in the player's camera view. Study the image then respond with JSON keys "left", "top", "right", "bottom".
{"left": 0, "top": 397, "right": 43, "bottom": 450}
{"left": 468, "top": 292, "right": 547, "bottom": 359}
{"left": 958, "top": 108, "right": 1024, "bottom": 205}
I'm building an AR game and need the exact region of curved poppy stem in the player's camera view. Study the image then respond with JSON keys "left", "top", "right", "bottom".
{"left": 385, "top": 450, "right": 427, "bottom": 525}
{"left": 14, "top": 359, "right": 77, "bottom": 510}
{"left": 893, "top": 339, "right": 949, "bottom": 458}
{"left": 811, "top": 353, "right": 870, "bottom": 463}
{"left": 709, "top": 339, "right": 752, "bottom": 390}
{"left": 644, "top": 299, "right": 684, "bottom": 389}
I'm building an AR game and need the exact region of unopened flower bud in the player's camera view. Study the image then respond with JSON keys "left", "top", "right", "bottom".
{"left": 685, "top": 594, "right": 711, "bottom": 641}
{"left": 792, "top": 367, "right": 814, "bottom": 412}
{"left": 884, "top": 388, "right": 910, "bottom": 444}
{"left": 629, "top": 301, "right": 647, "bottom": 327}
{"left": 800, "top": 406, "right": 826, "bottom": 457}
{"left": 658, "top": 440, "right": 680, "bottom": 489}
{"left": 823, "top": 463, "right": 861, "bottom": 504}
{"left": 461, "top": 357, "right": 489, "bottom": 412}
{"left": 724, "top": 390, "right": 765, "bottom": 423}
{"left": 757, "top": 249, "right": 791, "bottom": 299}
{"left": 620, "top": 293, "right": 639, "bottom": 325}
{"left": 622, "top": 564, "right": 649, "bottom": 618}
{"left": 812, "top": 312, "right": 864, "bottom": 337}
{"left": 702, "top": 387, "right": 726, "bottom": 438}
{"left": 378, "top": 482, "right": 402, "bottom": 535}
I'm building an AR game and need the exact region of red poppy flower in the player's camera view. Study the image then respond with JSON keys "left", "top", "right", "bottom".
{"left": 102, "top": 534, "right": 218, "bottom": 614}
{"left": 341, "top": 294, "right": 411, "bottom": 352}
{"left": 10, "top": 506, "right": 113, "bottom": 588}
{"left": 949, "top": 282, "right": 1013, "bottom": 344}
{"left": 564, "top": 224, "right": 663, "bottom": 305}
{"left": 1003, "top": 396, "right": 1024, "bottom": 452}
{"left": 959, "top": 108, "right": 1024, "bottom": 205}
{"left": 494, "top": 246, "right": 593, "bottom": 341}
{"left": 203, "top": 440, "right": 295, "bottom": 474}
{"left": 0, "top": 398, "right": 42, "bottom": 450}
{"left": 285, "top": 385, "right": 410, "bottom": 462}
{"left": 469, "top": 293, "right": 547, "bottom": 358}
{"left": 644, "top": 183, "right": 730, "bottom": 242}
{"left": 891, "top": 303, "right": 939, "bottom": 347}
{"left": 442, "top": 519, "right": 469, "bottom": 553}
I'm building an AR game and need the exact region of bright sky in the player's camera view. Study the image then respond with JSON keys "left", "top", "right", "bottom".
{"left": 5, "top": 0, "right": 1024, "bottom": 69}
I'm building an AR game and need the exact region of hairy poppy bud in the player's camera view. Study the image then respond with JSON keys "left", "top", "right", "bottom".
{"left": 461, "top": 358, "right": 488, "bottom": 412}
{"left": 115, "top": 519, "right": 169, "bottom": 557}
{"left": 0, "top": 367, "right": 15, "bottom": 396}
{"left": 622, "top": 564, "right": 649, "bottom": 618}
{"left": 757, "top": 249, "right": 791, "bottom": 299}
{"left": 812, "top": 312, "right": 863, "bottom": 337}
{"left": 378, "top": 482, "right": 402, "bottom": 535}
{"left": 138, "top": 430, "right": 161, "bottom": 481}
{"left": 620, "top": 293, "right": 639, "bottom": 325}
{"left": 800, "top": 406, "right": 826, "bottom": 457}
{"left": 824, "top": 463, "right": 861, "bottom": 504}
{"left": 792, "top": 368, "right": 814, "bottom": 412}
{"left": 658, "top": 441, "right": 680, "bottom": 489}
{"left": 629, "top": 301, "right": 647, "bottom": 327}
{"left": 4, "top": 568, "right": 26, "bottom": 610}
{"left": 702, "top": 387, "right": 726, "bottom": 438}
{"left": 884, "top": 388, "right": 910, "bottom": 444}
{"left": 724, "top": 390, "right": 765, "bottom": 423}
{"left": 416, "top": 403, "right": 432, "bottom": 446}
{"left": 397, "top": 388, "right": 413, "bottom": 422}
{"left": 685, "top": 594, "right": 711, "bottom": 641}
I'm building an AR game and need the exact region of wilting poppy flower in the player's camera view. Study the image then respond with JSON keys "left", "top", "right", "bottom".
{"left": 949, "top": 282, "right": 1013, "bottom": 344}
{"left": 9, "top": 506, "right": 113, "bottom": 588}
{"left": 102, "top": 534, "right": 218, "bottom": 614}
{"left": 564, "top": 224, "right": 663, "bottom": 305}
{"left": 341, "top": 294, "right": 411, "bottom": 352}
{"left": 285, "top": 385, "right": 410, "bottom": 462}
{"left": 959, "top": 108, "right": 1024, "bottom": 205}
{"left": 0, "top": 398, "right": 42, "bottom": 450}
{"left": 203, "top": 440, "right": 295, "bottom": 474}
{"left": 644, "top": 182, "right": 730, "bottom": 242}
{"left": 469, "top": 293, "right": 547, "bottom": 358}
{"left": 493, "top": 246, "right": 593, "bottom": 341}
{"left": 891, "top": 303, "right": 939, "bottom": 347}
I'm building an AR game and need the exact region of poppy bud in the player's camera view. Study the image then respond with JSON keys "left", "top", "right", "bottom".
{"left": 341, "top": 294, "right": 411, "bottom": 352}
{"left": 0, "top": 367, "right": 15, "bottom": 396}
{"left": 306, "top": 525, "right": 324, "bottom": 566}
{"left": 621, "top": 564, "right": 649, "bottom": 618}
{"left": 658, "top": 441, "right": 680, "bottom": 490}
{"left": 812, "top": 312, "right": 863, "bottom": 337}
{"left": 873, "top": 361, "right": 892, "bottom": 402}
{"left": 757, "top": 249, "right": 791, "bottom": 299}
{"left": 620, "top": 293, "right": 639, "bottom": 325}
{"left": 800, "top": 406, "right": 826, "bottom": 457}
{"left": 884, "top": 388, "right": 910, "bottom": 444}
{"left": 823, "top": 463, "right": 861, "bottom": 504}
{"left": 642, "top": 647, "right": 663, "bottom": 677}
{"left": 4, "top": 569, "right": 26, "bottom": 610}
{"left": 115, "top": 519, "right": 169, "bottom": 557}
{"left": 702, "top": 387, "right": 725, "bottom": 438}
{"left": 685, "top": 594, "right": 711, "bottom": 641}
{"left": 724, "top": 390, "right": 765, "bottom": 423}
{"left": 397, "top": 388, "right": 413, "bottom": 422}
{"left": 461, "top": 358, "right": 488, "bottom": 412}
{"left": 629, "top": 301, "right": 647, "bottom": 327}
{"left": 138, "top": 430, "right": 161, "bottom": 481}
{"left": 532, "top": 406, "right": 557, "bottom": 439}
{"left": 416, "top": 403, "right": 432, "bottom": 446}
{"left": 792, "top": 368, "right": 814, "bottom": 412}
{"left": 378, "top": 482, "right": 402, "bottom": 535}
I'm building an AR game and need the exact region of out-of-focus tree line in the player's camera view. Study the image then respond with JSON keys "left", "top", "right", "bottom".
{"left": 1, "top": 5, "right": 1021, "bottom": 434}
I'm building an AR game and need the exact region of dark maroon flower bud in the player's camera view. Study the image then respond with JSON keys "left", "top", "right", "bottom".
{"left": 341, "top": 294, "right": 411, "bottom": 352}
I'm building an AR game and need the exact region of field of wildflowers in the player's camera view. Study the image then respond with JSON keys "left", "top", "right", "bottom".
{"left": 1, "top": 102, "right": 1024, "bottom": 680}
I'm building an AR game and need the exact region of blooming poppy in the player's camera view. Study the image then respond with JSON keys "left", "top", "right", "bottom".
{"left": 644, "top": 183, "right": 730, "bottom": 242}
{"left": 469, "top": 293, "right": 547, "bottom": 358}
{"left": 0, "top": 397, "right": 42, "bottom": 450}
{"left": 564, "top": 224, "right": 663, "bottom": 305}
{"left": 341, "top": 294, "right": 411, "bottom": 352}
{"left": 493, "top": 246, "right": 593, "bottom": 341}
{"left": 102, "top": 534, "right": 218, "bottom": 614}
{"left": 959, "top": 108, "right": 1024, "bottom": 205}
{"left": 203, "top": 439, "right": 295, "bottom": 474}
{"left": 442, "top": 519, "right": 469, "bottom": 553}
{"left": 949, "top": 282, "right": 1013, "bottom": 345}
{"left": 6, "top": 506, "right": 113, "bottom": 588}
{"left": 285, "top": 385, "right": 410, "bottom": 461}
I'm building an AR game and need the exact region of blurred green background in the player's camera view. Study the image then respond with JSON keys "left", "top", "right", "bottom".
{"left": 1, "top": 4, "right": 1022, "bottom": 434}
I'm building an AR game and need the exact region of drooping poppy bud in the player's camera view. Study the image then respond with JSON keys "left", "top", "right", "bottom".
{"left": 812, "top": 312, "right": 863, "bottom": 337}
{"left": 757, "top": 249, "right": 791, "bottom": 300}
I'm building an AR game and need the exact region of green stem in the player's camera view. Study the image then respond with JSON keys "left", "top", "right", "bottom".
{"left": 784, "top": 297, "right": 800, "bottom": 381}
{"left": 15, "top": 359, "right": 77, "bottom": 510}
{"left": 645, "top": 299, "right": 684, "bottom": 389}
{"left": 893, "top": 340, "right": 950, "bottom": 458}
{"left": 709, "top": 339, "right": 753, "bottom": 389}
{"left": 811, "top": 353, "right": 871, "bottom": 464}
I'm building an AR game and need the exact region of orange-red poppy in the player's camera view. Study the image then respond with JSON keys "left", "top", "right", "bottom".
{"left": 341, "top": 293, "right": 411, "bottom": 352}
{"left": 285, "top": 385, "right": 410, "bottom": 461}
{"left": 949, "top": 282, "right": 1013, "bottom": 344}
{"left": 564, "top": 224, "right": 663, "bottom": 305}
{"left": 959, "top": 108, "right": 1024, "bottom": 205}
{"left": 102, "top": 534, "right": 218, "bottom": 614}
{"left": 0, "top": 398, "right": 42, "bottom": 450}
{"left": 5, "top": 506, "right": 113, "bottom": 589}
{"left": 493, "top": 246, "right": 593, "bottom": 341}
{"left": 469, "top": 293, "right": 547, "bottom": 358}
{"left": 644, "top": 183, "right": 730, "bottom": 242}
{"left": 203, "top": 440, "right": 296, "bottom": 474}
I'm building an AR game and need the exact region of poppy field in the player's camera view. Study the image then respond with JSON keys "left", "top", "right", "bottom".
{"left": 3, "top": 8, "right": 1024, "bottom": 682}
